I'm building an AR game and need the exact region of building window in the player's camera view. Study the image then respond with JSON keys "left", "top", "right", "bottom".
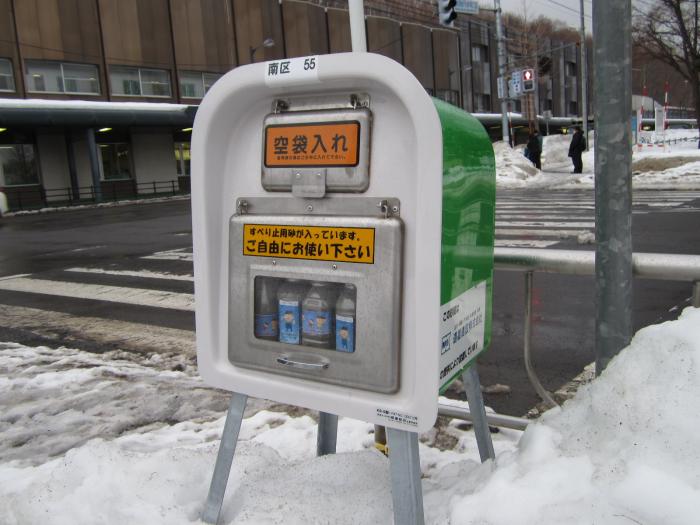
{"left": 174, "top": 142, "right": 191, "bottom": 176}
{"left": 110, "top": 66, "right": 172, "bottom": 98}
{"left": 25, "top": 60, "right": 100, "bottom": 95}
{"left": 180, "top": 71, "right": 221, "bottom": 99}
{"left": 566, "top": 61, "right": 577, "bottom": 77}
{"left": 568, "top": 101, "right": 578, "bottom": 116}
{"left": 474, "top": 94, "right": 491, "bottom": 112}
{"left": 0, "top": 58, "right": 15, "bottom": 92}
{"left": 471, "top": 45, "right": 489, "bottom": 63}
{"left": 436, "top": 89, "right": 460, "bottom": 107}
{"left": 98, "top": 143, "right": 132, "bottom": 180}
{"left": 0, "top": 144, "right": 39, "bottom": 186}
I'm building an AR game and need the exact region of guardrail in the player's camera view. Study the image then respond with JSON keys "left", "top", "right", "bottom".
{"left": 3, "top": 179, "right": 190, "bottom": 211}
{"left": 437, "top": 247, "right": 700, "bottom": 430}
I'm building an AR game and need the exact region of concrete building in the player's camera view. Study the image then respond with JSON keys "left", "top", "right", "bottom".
{"left": 0, "top": 0, "right": 583, "bottom": 211}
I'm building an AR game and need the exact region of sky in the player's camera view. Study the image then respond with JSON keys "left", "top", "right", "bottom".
{"left": 498, "top": 0, "right": 591, "bottom": 29}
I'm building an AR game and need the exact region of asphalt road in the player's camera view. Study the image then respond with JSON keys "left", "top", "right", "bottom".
{"left": 1, "top": 192, "right": 699, "bottom": 417}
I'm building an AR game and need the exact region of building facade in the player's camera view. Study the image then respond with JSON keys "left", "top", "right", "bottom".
{"left": 0, "top": 0, "right": 583, "bottom": 210}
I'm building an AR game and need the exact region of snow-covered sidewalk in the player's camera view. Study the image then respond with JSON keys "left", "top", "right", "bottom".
{"left": 2, "top": 307, "right": 700, "bottom": 524}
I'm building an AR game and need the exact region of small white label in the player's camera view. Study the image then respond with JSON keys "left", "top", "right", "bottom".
{"left": 264, "top": 56, "right": 320, "bottom": 85}
{"left": 439, "top": 281, "right": 486, "bottom": 389}
{"left": 376, "top": 408, "right": 418, "bottom": 428}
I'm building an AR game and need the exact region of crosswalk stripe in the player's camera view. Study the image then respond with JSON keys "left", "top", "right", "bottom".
{"left": 496, "top": 221, "right": 595, "bottom": 228}
{"left": 65, "top": 267, "right": 194, "bottom": 282}
{"left": 142, "top": 248, "right": 194, "bottom": 262}
{"left": 494, "top": 190, "right": 700, "bottom": 247}
{"left": 496, "top": 228, "right": 590, "bottom": 238}
{"left": 0, "top": 276, "right": 194, "bottom": 311}
{"left": 494, "top": 239, "right": 559, "bottom": 248}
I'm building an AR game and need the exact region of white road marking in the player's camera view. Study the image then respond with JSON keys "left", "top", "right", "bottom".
{"left": 496, "top": 214, "right": 593, "bottom": 220}
{"left": 0, "top": 277, "right": 194, "bottom": 311}
{"left": 0, "top": 273, "right": 31, "bottom": 281}
{"left": 496, "top": 229, "right": 590, "bottom": 238}
{"left": 65, "top": 267, "right": 194, "bottom": 281}
{"left": 496, "top": 221, "right": 595, "bottom": 228}
{"left": 141, "top": 248, "right": 193, "bottom": 262}
{"left": 494, "top": 239, "right": 559, "bottom": 248}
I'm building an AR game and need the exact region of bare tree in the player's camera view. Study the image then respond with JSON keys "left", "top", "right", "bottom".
{"left": 633, "top": 0, "right": 700, "bottom": 139}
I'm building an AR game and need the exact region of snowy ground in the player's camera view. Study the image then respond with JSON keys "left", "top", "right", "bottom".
{"left": 497, "top": 129, "right": 700, "bottom": 190}
{"left": 2, "top": 307, "right": 700, "bottom": 524}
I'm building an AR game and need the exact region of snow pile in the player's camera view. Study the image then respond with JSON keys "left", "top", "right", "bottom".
{"left": 0, "top": 343, "right": 230, "bottom": 465}
{"left": 448, "top": 306, "right": 700, "bottom": 524}
{"left": 496, "top": 129, "right": 700, "bottom": 190}
{"left": 2, "top": 308, "right": 700, "bottom": 523}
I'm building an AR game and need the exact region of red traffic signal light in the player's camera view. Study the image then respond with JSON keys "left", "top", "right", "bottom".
{"left": 522, "top": 69, "right": 535, "bottom": 92}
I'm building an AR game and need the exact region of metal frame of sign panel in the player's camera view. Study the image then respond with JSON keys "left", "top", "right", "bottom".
{"left": 191, "top": 53, "right": 442, "bottom": 433}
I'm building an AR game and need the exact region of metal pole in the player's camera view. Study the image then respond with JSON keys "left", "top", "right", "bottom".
{"left": 438, "top": 403, "right": 529, "bottom": 431}
{"left": 693, "top": 281, "right": 700, "bottom": 308}
{"left": 593, "top": 0, "right": 633, "bottom": 374}
{"left": 202, "top": 393, "right": 248, "bottom": 524}
{"left": 579, "top": 0, "right": 589, "bottom": 149}
{"left": 461, "top": 365, "right": 495, "bottom": 462}
{"left": 523, "top": 272, "right": 557, "bottom": 408}
{"left": 86, "top": 128, "right": 102, "bottom": 204}
{"left": 387, "top": 428, "right": 425, "bottom": 525}
{"left": 495, "top": 0, "right": 510, "bottom": 145}
{"left": 348, "top": 0, "right": 367, "bottom": 53}
{"left": 316, "top": 412, "right": 338, "bottom": 456}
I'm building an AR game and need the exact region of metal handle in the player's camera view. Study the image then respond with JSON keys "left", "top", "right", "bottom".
{"left": 276, "top": 355, "right": 329, "bottom": 371}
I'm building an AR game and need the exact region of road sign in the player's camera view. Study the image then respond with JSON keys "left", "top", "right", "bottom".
{"left": 264, "top": 121, "right": 360, "bottom": 167}
{"left": 455, "top": 0, "right": 480, "bottom": 14}
{"left": 509, "top": 70, "right": 522, "bottom": 97}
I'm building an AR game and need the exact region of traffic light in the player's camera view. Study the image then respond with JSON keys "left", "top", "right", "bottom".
{"left": 522, "top": 69, "right": 536, "bottom": 92}
{"left": 438, "top": 0, "right": 457, "bottom": 27}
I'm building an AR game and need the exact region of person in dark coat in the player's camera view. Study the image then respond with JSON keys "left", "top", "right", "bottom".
{"left": 526, "top": 130, "right": 542, "bottom": 170}
{"left": 568, "top": 126, "right": 586, "bottom": 173}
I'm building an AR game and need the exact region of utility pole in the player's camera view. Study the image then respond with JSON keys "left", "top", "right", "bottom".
{"left": 593, "top": 0, "right": 633, "bottom": 374}
{"left": 579, "top": 0, "right": 588, "bottom": 149}
{"left": 495, "top": 0, "right": 510, "bottom": 145}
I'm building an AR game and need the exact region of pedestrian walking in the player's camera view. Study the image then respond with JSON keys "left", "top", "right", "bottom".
{"left": 568, "top": 126, "right": 586, "bottom": 174}
{"left": 526, "top": 130, "right": 542, "bottom": 170}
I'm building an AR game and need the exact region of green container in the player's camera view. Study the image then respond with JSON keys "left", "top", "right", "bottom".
{"left": 434, "top": 98, "right": 496, "bottom": 393}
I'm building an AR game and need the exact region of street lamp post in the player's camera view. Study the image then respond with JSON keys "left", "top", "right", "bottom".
{"left": 249, "top": 37, "right": 275, "bottom": 63}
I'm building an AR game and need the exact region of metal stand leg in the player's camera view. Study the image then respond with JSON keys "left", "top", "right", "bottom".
{"left": 202, "top": 392, "right": 248, "bottom": 524}
{"left": 462, "top": 364, "right": 496, "bottom": 463}
{"left": 387, "top": 428, "right": 425, "bottom": 525}
{"left": 316, "top": 412, "right": 338, "bottom": 456}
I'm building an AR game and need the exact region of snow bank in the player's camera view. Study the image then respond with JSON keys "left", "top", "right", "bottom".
{"left": 2, "top": 308, "right": 700, "bottom": 524}
{"left": 448, "top": 306, "right": 700, "bottom": 524}
{"left": 496, "top": 129, "right": 700, "bottom": 190}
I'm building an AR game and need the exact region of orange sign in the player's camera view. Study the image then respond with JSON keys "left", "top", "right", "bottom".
{"left": 243, "top": 224, "right": 375, "bottom": 264}
{"left": 264, "top": 121, "right": 360, "bottom": 167}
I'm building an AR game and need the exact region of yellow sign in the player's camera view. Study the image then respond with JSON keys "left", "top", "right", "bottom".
{"left": 264, "top": 121, "right": 360, "bottom": 167}
{"left": 243, "top": 224, "right": 375, "bottom": 264}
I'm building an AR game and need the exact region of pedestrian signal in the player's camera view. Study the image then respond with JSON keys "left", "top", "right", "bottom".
{"left": 522, "top": 69, "right": 535, "bottom": 92}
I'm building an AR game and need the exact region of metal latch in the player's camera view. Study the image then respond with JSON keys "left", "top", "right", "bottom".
{"left": 291, "top": 169, "right": 327, "bottom": 198}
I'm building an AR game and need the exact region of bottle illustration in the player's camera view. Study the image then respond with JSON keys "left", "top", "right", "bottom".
{"left": 254, "top": 277, "right": 279, "bottom": 341}
{"left": 278, "top": 279, "right": 304, "bottom": 344}
{"left": 301, "top": 282, "right": 333, "bottom": 348}
{"left": 335, "top": 284, "right": 356, "bottom": 353}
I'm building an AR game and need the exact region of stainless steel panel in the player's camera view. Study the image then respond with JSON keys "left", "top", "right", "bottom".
{"left": 228, "top": 204, "right": 402, "bottom": 394}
